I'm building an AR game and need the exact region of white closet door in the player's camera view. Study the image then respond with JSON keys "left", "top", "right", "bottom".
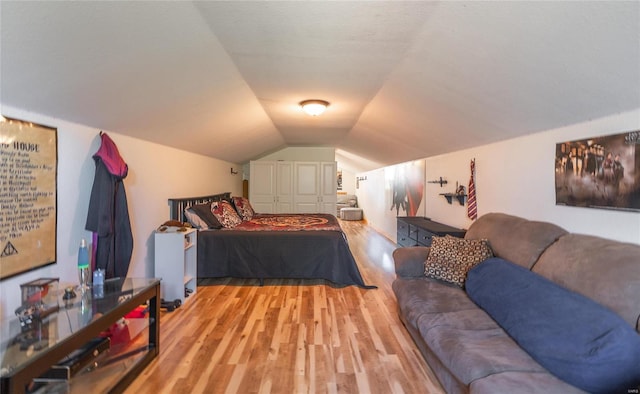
{"left": 319, "top": 161, "right": 337, "bottom": 215}
{"left": 294, "top": 162, "right": 320, "bottom": 213}
{"left": 249, "top": 161, "right": 277, "bottom": 213}
{"left": 276, "top": 161, "right": 293, "bottom": 213}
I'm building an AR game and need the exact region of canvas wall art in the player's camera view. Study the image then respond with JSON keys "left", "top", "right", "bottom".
{"left": 555, "top": 130, "right": 640, "bottom": 212}
{"left": 387, "top": 160, "right": 425, "bottom": 216}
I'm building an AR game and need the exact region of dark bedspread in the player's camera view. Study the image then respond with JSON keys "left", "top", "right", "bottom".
{"left": 197, "top": 213, "right": 375, "bottom": 288}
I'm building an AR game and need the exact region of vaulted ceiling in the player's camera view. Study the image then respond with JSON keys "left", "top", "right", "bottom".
{"left": 1, "top": 1, "right": 638, "bottom": 173}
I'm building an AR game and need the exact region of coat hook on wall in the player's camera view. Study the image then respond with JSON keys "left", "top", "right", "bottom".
{"left": 230, "top": 167, "right": 238, "bottom": 175}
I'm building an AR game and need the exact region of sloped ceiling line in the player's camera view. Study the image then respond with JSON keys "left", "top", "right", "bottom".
{"left": 1, "top": 1, "right": 638, "bottom": 173}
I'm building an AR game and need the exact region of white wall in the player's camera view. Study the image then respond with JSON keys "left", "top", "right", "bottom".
{"left": 356, "top": 169, "right": 395, "bottom": 237}
{"left": 337, "top": 166, "right": 356, "bottom": 196}
{"left": 0, "top": 105, "right": 242, "bottom": 318}
{"left": 356, "top": 161, "right": 428, "bottom": 239}
{"left": 247, "top": 146, "right": 336, "bottom": 182}
{"left": 358, "top": 109, "right": 640, "bottom": 245}
{"left": 257, "top": 146, "right": 335, "bottom": 162}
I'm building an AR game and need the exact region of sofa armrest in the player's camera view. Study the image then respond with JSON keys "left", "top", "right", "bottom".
{"left": 392, "top": 247, "right": 430, "bottom": 278}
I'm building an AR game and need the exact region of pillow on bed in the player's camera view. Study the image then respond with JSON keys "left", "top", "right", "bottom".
{"left": 184, "top": 203, "right": 223, "bottom": 229}
{"left": 211, "top": 200, "right": 242, "bottom": 228}
{"left": 231, "top": 196, "right": 255, "bottom": 221}
{"left": 466, "top": 258, "right": 640, "bottom": 393}
{"left": 184, "top": 209, "right": 208, "bottom": 229}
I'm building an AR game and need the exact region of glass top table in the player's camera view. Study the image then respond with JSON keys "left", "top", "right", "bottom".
{"left": 0, "top": 277, "right": 160, "bottom": 394}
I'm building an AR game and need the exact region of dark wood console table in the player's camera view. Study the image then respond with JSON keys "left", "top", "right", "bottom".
{"left": 0, "top": 278, "right": 160, "bottom": 394}
{"left": 397, "top": 216, "right": 466, "bottom": 247}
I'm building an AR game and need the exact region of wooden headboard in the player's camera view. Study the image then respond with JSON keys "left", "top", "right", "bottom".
{"left": 168, "top": 192, "right": 231, "bottom": 221}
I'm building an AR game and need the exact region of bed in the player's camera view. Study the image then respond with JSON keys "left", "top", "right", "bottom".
{"left": 168, "top": 193, "right": 375, "bottom": 288}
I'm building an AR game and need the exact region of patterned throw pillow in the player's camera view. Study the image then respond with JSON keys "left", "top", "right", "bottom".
{"left": 424, "top": 235, "right": 494, "bottom": 287}
{"left": 211, "top": 200, "right": 242, "bottom": 228}
{"left": 231, "top": 196, "right": 255, "bottom": 221}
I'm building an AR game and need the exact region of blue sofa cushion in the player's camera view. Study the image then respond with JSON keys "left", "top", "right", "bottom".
{"left": 466, "top": 257, "right": 640, "bottom": 394}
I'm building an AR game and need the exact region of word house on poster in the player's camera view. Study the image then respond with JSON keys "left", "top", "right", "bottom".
{"left": 0, "top": 117, "right": 57, "bottom": 280}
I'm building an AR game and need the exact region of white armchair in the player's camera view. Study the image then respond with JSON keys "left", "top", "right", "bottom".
{"left": 336, "top": 194, "right": 357, "bottom": 216}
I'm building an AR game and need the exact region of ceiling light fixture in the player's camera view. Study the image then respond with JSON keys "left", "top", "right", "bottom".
{"left": 300, "top": 99, "right": 329, "bottom": 116}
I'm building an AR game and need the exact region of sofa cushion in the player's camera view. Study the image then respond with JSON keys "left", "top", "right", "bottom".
{"left": 392, "top": 277, "right": 536, "bottom": 387}
{"left": 424, "top": 236, "right": 493, "bottom": 287}
{"left": 469, "top": 371, "right": 586, "bottom": 394}
{"left": 392, "top": 278, "right": 481, "bottom": 329}
{"left": 464, "top": 213, "right": 567, "bottom": 269}
{"left": 421, "top": 325, "right": 546, "bottom": 385}
{"left": 393, "top": 247, "right": 431, "bottom": 278}
{"left": 392, "top": 277, "right": 585, "bottom": 394}
{"left": 466, "top": 258, "right": 640, "bottom": 394}
{"left": 532, "top": 233, "right": 640, "bottom": 331}
{"left": 336, "top": 194, "right": 357, "bottom": 205}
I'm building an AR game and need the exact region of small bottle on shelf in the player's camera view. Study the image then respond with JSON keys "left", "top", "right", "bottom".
{"left": 78, "top": 239, "right": 91, "bottom": 290}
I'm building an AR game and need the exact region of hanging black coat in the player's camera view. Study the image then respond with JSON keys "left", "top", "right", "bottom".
{"left": 85, "top": 133, "right": 133, "bottom": 279}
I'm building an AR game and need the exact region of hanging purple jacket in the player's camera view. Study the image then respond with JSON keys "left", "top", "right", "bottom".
{"left": 85, "top": 133, "right": 133, "bottom": 279}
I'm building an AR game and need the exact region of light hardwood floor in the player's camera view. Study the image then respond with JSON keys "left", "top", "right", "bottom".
{"left": 126, "top": 220, "right": 444, "bottom": 394}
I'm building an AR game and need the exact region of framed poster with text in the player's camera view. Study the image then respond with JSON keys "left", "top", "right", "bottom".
{"left": 0, "top": 117, "right": 57, "bottom": 280}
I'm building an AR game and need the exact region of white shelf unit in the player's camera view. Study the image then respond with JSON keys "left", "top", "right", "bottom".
{"left": 154, "top": 228, "right": 197, "bottom": 304}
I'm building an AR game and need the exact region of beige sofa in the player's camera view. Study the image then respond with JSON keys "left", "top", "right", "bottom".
{"left": 392, "top": 212, "right": 640, "bottom": 393}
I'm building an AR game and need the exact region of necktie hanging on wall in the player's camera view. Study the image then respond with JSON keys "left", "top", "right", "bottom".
{"left": 467, "top": 159, "right": 478, "bottom": 220}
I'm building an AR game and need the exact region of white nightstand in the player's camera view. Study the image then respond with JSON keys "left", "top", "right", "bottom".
{"left": 154, "top": 227, "right": 197, "bottom": 304}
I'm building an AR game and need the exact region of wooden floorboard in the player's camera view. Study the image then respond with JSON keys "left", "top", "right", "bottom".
{"left": 126, "top": 220, "right": 444, "bottom": 394}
